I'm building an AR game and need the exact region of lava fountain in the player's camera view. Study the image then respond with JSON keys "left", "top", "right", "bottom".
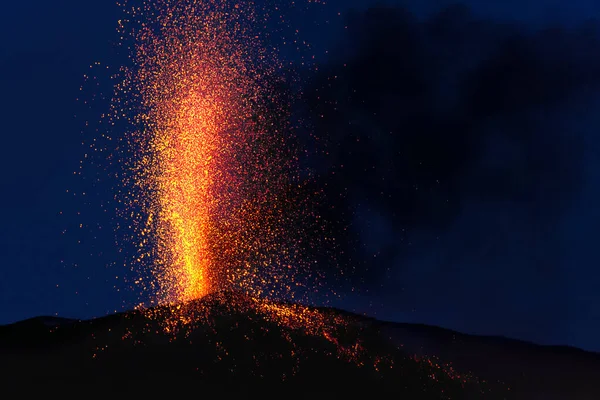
{"left": 102, "top": 3, "right": 505, "bottom": 395}
{"left": 116, "top": 0, "right": 304, "bottom": 308}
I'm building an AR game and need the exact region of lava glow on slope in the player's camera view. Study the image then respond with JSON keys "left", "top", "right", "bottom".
{"left": 115, "top": 0, "right": 308, "bottom": 309}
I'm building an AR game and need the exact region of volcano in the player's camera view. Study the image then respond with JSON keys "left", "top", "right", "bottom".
{"left": 1, "top": 291, "right": 598, "bottom": 399}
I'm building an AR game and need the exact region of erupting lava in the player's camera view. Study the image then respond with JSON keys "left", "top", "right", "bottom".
{"left": 116, "top": 0, "right": 306, "bottom": 308}
{"left": 91, "top": 2, "right": 506, "bottom": 395}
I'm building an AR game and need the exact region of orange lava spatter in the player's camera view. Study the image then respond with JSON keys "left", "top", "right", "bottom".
{"left": 115, "top": 0, "right": 308, "bottom": 309}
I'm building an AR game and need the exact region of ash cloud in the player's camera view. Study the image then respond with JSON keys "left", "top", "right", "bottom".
{"left": 297, "top": 4, "right": 600, "bottom": 344}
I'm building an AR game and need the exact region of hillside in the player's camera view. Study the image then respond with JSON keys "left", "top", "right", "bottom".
{"left": 1, "top": 291, "right": 596, "bottom": 398}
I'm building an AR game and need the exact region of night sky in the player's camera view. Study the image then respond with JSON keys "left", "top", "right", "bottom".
{"left": 2, "top": 0, "right": 600, "bottom": 353}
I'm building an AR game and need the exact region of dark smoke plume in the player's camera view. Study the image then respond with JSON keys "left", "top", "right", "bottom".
{"left": 295, "top": 3, "right": 600, "bottom": 322}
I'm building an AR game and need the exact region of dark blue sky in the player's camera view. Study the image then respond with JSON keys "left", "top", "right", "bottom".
{"left": 2, "top": 0, "right": 600, "bottom": 353}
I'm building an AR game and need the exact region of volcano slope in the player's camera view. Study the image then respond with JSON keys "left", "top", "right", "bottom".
{"left": 0, "top": 291, "right": 594, "bottom": 398}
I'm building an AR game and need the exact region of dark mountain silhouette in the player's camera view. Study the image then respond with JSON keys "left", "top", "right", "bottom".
{"left": 379, "top": 321, "right": 600, "bottom": 399}
{"left": 1, "top": 291, "right": 597, "bottom": 398}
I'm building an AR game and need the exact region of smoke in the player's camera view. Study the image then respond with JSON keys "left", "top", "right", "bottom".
{"left": 297, "top": 4, "right": 600, "bottom": 345}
